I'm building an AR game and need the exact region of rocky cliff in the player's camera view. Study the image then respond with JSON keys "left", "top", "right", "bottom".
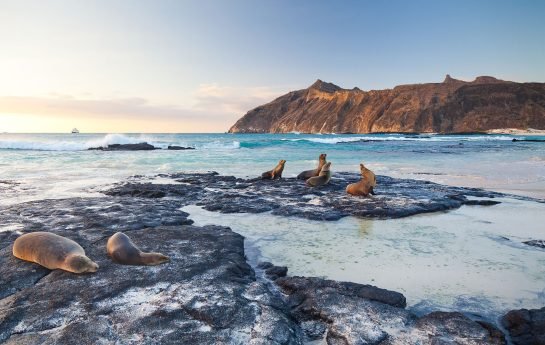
{"left": 228, "top": 75, "right": 545, "bottom": 133}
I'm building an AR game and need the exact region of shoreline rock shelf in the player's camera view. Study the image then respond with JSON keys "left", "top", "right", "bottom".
{"left": 1, "top": 175, "right": 544, "bottom": 343}
{"left": 0, "top": 208, "right": 510, "bottom": 344}
{"left": 104, "top": 171, "right": 544, "bottom": 221}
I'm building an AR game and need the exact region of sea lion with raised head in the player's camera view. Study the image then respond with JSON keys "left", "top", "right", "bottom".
{"left": 297, "top": 153, "right": 327, "bottom": 180}
{"left": 107, "top": 232, "right": 169, "bottom": 266}
{"left": 12, "top": 232, "right": 99, "bottom": 274}
{"left": 346, "top": 163, "right": 377, "bottom": 196}
{"left": 261, "top": 160, "right": 286, "bottom": 180}
{"left": 306, "top": 162, "right": 332, "bottom": 187}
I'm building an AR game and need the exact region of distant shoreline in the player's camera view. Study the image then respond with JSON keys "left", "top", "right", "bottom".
{"left": 486, "top": 128, "right": 545, "bottom": 135}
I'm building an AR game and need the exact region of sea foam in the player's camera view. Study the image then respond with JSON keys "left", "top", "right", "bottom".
{"left": 0, "top": 134, "right": 160, "bottom": 151}
{"left": 284, "top": 135, "right": 515, "bottom": 144}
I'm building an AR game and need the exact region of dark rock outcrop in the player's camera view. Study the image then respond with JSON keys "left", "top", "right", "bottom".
{"left": 102, "top": 172, "right": 543, "bottom": 221}
{"left": 228, "top": 76, "right": 545, "bottom": 133}
{"left": 501, "top": 307, "right": 545, "bottom": 345}
{"left": 512, "top": 138, "right": 545, "bottom": 142}
{"left": 523, "top": 240, "right": 545, "bottom": 249}
{"left": 275, "top": 276, "right": 506, "bottom": 344}
{"left": 88, "top": 143, "right": 158, "bottom": 151}
{"left": 167, "top": 145, "right": 195, "bottom": 150}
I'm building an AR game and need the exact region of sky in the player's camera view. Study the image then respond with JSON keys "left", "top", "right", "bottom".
{"left": 0, "top": 0, "right": 544, "bottom": 133}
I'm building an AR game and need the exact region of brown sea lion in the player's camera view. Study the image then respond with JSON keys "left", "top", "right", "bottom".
{"left": 346, "top": 163, "right": 377, "bottom": 196}
{"left": 107, "top": 232, "right": 169, "bottom": 266}
{"left": 261, "top": 160, "right": 286, "bottom": 180}
{"left": 306, "top": 162, "right": 332, "bottom": 187}
{"left": 297, "top": 153, "right": 327, "bottom": 180}
{"left": 12, "top": 232, "right": 99, "bottom": 274}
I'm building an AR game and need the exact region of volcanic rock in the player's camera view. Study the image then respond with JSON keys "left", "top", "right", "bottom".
{"left": 101, "top": 172, "right": 540, "bottom": 221}
{"left": 501, "top": 307, "right": 545, "bottom": 345}
{"left": 88, "top": 143, "right": 158, "bottom": 151}
{"left": 228, "top": 76, "right": 545, "bottom": 134}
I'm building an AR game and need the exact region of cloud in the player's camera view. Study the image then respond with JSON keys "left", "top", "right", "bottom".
{"left": 0, "top": 84, "right": 288, "bottom": 125}
{"left": 192, "top": 83, "right": 286, "bottom": 116}
{"left": 0, "top": 95, "right": 209, "bottom": 120}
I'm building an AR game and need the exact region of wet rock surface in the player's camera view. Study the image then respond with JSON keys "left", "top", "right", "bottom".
{"left": 103, "top": 171, "right": 544, "bottom": 221}
{"left": 501, "top": 307, "right": 545, "bottom": 345}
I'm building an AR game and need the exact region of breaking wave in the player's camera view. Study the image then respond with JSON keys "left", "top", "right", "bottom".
{"left": 0, "top": 134, "right": 167, "bottom": 151}
{"left": 284, "top": 135, "right": 516, "bottom": 144}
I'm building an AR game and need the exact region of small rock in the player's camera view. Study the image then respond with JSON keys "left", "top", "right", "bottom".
{"left": 88, "top": 143, "right": 158, "bottom": 151}
{"left": 523, "top": 240, "right": 545, "bottom": 249}
{"left": 167, "top": 146, "right": 195, "bottom": 150}
{"left": 502, "top": 307, "right": 545, "bottom": 345}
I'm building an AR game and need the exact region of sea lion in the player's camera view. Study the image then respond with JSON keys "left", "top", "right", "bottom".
{"left": 107, "top": 232, "right": 169, "bottom": 266}
{"left": 12, "top": 232, "right": 99, "bottom": 274}
{"left": 346, "top": 163, "right": 377, "bottom": 196}
{"left": 261, "top": 160, "right": 286, "bottom": 180}
{"left": 306, "top": 162, "right": 332, "bottom": 187}
{"left": 297, "top": 153, "right": 327, "bottom": 180}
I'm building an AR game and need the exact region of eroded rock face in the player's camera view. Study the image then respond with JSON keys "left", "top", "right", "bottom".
{"left": 501, "top": 307, "right": 545, "bottom": 345}
{"left": 101, "top": 171, "right": 542, "bottom": 221}
{"left": 228, "top": 76, "right": 545, "bottom": 134}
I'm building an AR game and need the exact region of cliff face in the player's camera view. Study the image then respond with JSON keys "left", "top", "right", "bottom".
{"left": 228, "top": 75, "right": 545, "bottom": 133}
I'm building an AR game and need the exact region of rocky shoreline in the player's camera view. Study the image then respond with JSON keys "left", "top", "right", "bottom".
{"left": 1, "top": 173, "right": 544, "bottom": 344}
{"left": 103, "top": 171, "right": 544, "bottom": 221}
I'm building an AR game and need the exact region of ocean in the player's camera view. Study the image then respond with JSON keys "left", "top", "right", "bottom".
{"left": 1, "top": 132, "right": 545, "bottom": 320}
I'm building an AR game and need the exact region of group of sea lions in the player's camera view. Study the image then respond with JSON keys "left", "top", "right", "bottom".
{"left": 261, "top": 153, "right": 377, "bottom": 196}
{"left": 12, "top": 158, "right": 374, "bottom": 274}
{"left": 12, "top": 231, "right": 169, "bottom": 274}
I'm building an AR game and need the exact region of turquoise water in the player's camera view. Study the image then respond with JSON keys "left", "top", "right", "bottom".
{"left": 1, "top": 133, "right": 545, "bottom": 205}
{"left": 1, "top": 132, "right": 545, "bottom": 319}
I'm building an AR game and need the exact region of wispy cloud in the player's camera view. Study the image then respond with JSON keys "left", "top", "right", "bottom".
{"left": 193, "top": 83, "right": 286, "bottom": 116}
{"left": 0, "top": 84, "right": 288, "bottom": 127}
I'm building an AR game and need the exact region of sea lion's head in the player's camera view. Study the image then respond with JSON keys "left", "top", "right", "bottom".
{"left": 279, "top": 159, "right": 286, "bottom": 166}
{"left": 319, "top": 153, "right": 327, "bottom": 161}
{"left": 321, "top": 162, "right": 331, "bottom": 172}
{"left": 145, "top": 253, "right": 170, "bottom": 265}
{"left": 66, "top": 254, "right": 99, "bottom": 273}
{"left": 359, "top": 163, "right": 368, "bottom": 175}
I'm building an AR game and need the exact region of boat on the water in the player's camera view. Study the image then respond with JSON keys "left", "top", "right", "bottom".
{"left": 71, "top": 128, "right": 79, "bottom": 134}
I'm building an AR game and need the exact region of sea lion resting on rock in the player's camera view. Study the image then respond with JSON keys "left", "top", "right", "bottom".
{"left": 346, "top": 163, "right": 377, "bottom": 196}
{"left": 306, "top": 162, "right": 331, "bottom": 187}
{"left": 12, "top": 232, "right": 99, "bottom": 274}
{"left": 107, "top": 232, "right": 169, "bottom": 265}
{"left": 297, "top": 153, "right": 327, "bottom": 180}
{"left": 261, "top": 160, "right": 286, "bottom": 180}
